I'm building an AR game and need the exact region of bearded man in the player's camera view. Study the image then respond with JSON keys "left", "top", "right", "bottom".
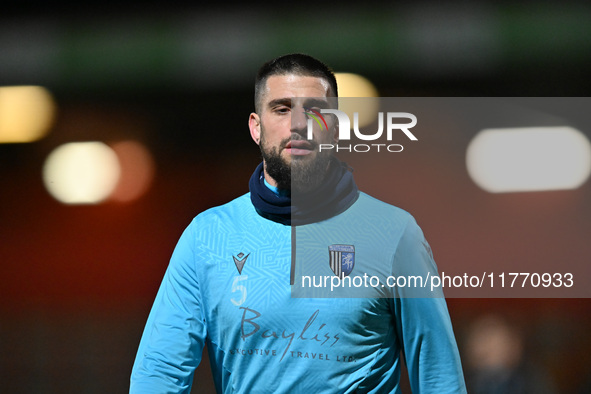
{"left": 130, "top": 53, "right": 467, "bottom": 394}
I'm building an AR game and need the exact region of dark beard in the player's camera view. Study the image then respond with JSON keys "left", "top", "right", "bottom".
{"left": 260, "top": 136, "right": 331, "bottom": 194}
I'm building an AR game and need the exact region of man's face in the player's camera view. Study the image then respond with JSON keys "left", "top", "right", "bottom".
{"left": 249, "top": 74, "right": 337, "bottom": 192}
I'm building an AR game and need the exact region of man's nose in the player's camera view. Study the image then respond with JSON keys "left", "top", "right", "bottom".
{"left": 291, "top": 109, "right": 308, "bottom": 134}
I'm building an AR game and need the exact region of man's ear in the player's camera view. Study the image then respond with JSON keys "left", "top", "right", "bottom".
{"left": 249, "top": 112, "right": 261, "bottom": 145}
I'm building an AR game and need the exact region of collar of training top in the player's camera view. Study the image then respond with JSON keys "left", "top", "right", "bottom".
{"left": 249, "top": 157, "right": 359, "bottom": 226}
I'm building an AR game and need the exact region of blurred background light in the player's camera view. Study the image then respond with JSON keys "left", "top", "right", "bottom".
{"left": 466, "top": 126, "right": 591, "bottom": 193}
{"left": 335, "top": 73, "right": 379, "bottom": 97}
{"left": 42, "top": 142, "right": 121, "bottom": 204}
{"left": 109, "top": 140, "right": 155, "bottom": 203}
{"left": 335, "top": 73, "right": 379, "bottom": 129}
{"left": 0, "top": 86, "right": 56, "bottom": 143}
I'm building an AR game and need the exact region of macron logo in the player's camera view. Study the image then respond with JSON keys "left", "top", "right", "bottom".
{"left": 233, "top": 252, "right": 250, "bottom": 275}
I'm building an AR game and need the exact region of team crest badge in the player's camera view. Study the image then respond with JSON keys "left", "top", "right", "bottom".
{"left": 328, "top": 244, "right": 355, "bottom": 277}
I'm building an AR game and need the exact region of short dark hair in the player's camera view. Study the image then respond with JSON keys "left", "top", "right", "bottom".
{"left": 254, "top": 53, "right": 338, "bottom": 113}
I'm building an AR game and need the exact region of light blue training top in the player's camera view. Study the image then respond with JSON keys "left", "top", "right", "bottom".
{"left": 130, "top": 192, "right": 467, "bottom": 393}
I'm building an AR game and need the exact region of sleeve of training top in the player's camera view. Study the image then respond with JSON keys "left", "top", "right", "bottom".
{"left": 130, "top": 221, "right": 207, "bottom": 394}
{"left": 391, "top": 218, "right": 467, "bottom": 394}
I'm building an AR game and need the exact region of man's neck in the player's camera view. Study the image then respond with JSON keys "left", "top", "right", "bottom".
{"left": 263, "top": 178, "right": 279, "bottom": 195}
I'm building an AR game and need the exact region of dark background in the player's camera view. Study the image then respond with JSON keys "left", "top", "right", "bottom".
{"left": 1, "top": 1, "right": 590, "bottom": 393}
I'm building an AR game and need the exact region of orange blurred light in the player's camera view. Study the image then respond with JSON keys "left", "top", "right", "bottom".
{"left": 334, "top": 73, "right": 379, "bottom": 128}
{"left": 0, "top": 86, "right": 56, "bottom": 143}
{"left": 109, "top": 140, "right": 155, "bottom": 202}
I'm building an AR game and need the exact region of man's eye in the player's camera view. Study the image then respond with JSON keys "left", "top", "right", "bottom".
{"left": 274, "top": 107, "right": 290, "bottom": 114}
{"left": 304, "top": 106, "right": 325, "bottom": 114}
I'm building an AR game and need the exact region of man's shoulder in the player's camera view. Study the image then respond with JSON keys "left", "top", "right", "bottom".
{"left": 191, "top": 193, "right": 253, "bottom": 225}
{"left": 353, "top": 192, "right": 431, "bottom": 242}
{"left": 354, "top": 192, "right": 414, "bottom": 222}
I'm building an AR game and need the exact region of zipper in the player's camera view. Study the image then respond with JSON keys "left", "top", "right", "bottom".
{"left": 290, "top": 226, "right": 296, "bottom": 285}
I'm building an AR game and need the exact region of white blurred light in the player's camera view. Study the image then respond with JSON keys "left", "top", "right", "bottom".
{"left": 335, "top": 73, "right": 379, "bottom": 128}
{"left": 467, "top": 127, "right": 591, "bottom": 193}
{"left": 0, "top": 86, "right": 55, "bottom": 143}
{"left": 43, "top": 142, "right": 121, "bottom": 204}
